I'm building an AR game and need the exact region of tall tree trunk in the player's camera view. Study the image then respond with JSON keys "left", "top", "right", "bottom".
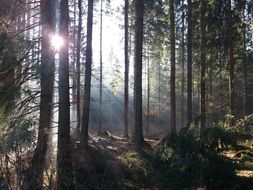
{"left": 57, "top": 0, "right": 74, "bottom": 189}
{"left": 181, "top": 0, "right": 185, "bottom": 128}
{"left": 200, "top": 0, "right": 206, "bottom": 134}
{"left": 243, "top": 6, "right": 248, "bottom": 115}
{"left": 207, "top": 52, "right": 213, "bottom": 126}
{"left": 169, "top": 0, "right": 176, "bottom": 134}
{"left": 158, "top": 57, "right": 161, "bottom": 126}
{"left": 124, "top": 0, "right": 129, "bottom": 138}
{"left": 30, "top": 0, "right": 55, "bottom": 188}
{"left": 187, "top": 0, "right": 193, "bottom": 125}
{"left": 146, "top": 35, "right": 150, "bottom": 136}
{"left": 76, "top": 0, "right": 82, "bottom": 132}
{"left": 99, "top": 0, "right": 103, "bottom": 133}
{"left": 227, "top": 0, "right": 235, "bottom": 117}
{"left": 134, "top": 0, "right": 144, "bottom": 152}
{"left": 81, "top": 0, "right": 93, "bottom": 150}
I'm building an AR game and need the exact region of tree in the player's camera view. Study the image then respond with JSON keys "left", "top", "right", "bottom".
{"left": 124, "top": 0, "right": 129, "bottom": 138}
{"left": 81, "top": 0, "right": 94, "bottom": 150}
{"left": 134, "top": 0, "right": 144, "bottom": 152}
{"left": 30, "top": 0, "right": 56, "bottom": 188}
{"left": 99, "top": 0, "right": 103, "bottom": 133}
{"left": 200, "top": 0, "right": 206, "bottom": 134}
{"left": 187, "top": 0, "right": 193, "bottom": 124}
{"left": 169, "top": 0, "right": 176, "bottom": 134}
{"left": 181, "top": 0, "right": 186, "bottom": 128}
{"left": 227, "top": 0, "right": 235, "bottom": 117}
{"left": 76, "top": 0, "right": 82, "bottom": 131}
{"left": 57, "top": 0, "right": 74, "bottom": 188}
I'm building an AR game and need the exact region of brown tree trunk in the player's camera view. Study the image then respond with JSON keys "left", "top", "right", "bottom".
{"left": 146, "top": 34, "right": 150, "bottom": 136}
{"left": 57, "top": 0, "right": 74, "bottom": 188}
{"left": 81, "top": 0, "right": 94, "bottom": 151}
{"left": 76, "top": 0, "right": 82, "bottom": 132}
{"left": 181, "top": 0, "right": 185, "bottom": 128}
{"left": 99, "top": 0, "right": 103, "bottom": 133}
{"left": 30, "top": 0, "right": 55, "bottom": 188}
{"left": 187, "top": 0, "right": 193, "bottom": 125}
{"left": 124, "top": 0, "right": 129, "bottom": 138}
{"left": 200, "top": 0, "right": 206, "bottom": 134}
{"left": 227, "top": 0, "right": 235, "bottom": 117}
{"left": 134, "top": 0, "right": 144, "bottom": 152}
{"left": 169, "top": 0, "right": 176, "bottom": 134}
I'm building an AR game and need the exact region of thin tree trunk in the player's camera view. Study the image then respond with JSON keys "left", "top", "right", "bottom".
{"left": 243, "top": 7, "right": 248, "bottom": 115}
{"left": 30, "top": 0, "right": 55, "bottom": 188}
{"left": 169, "top": 0, "right": 176, "bottom": 134}
{"left": 187, "top": 0, "right": 193, "bottom": 125}
{"left": 124, "top": 0, "right": 129, "bottom": 138}
{"left": 146, "top": 35, "right": 150, "bottom": 136}
{"left": 81, "top": 0, "right": 94, "bottom": 150}
{"left": 207, "top": 52, "right": 213, "bottom": 126}
{"left": 158, "top": 58, "right": 161, "bottom": 126}
{"left": 57, "top": 0, "right": 74, "bottom": 188}
{"left": 200, "top": 0, "right": 206, "bottom": 134}
{"left": 227, "top": 0, "right": 235, "bottom": 117}
{"left": 134, "top": 0, "right": 144, "bottom": 152}
{"left": 76, "top": 0, "right": 82, "bottom": 132}
{"left": 98, "top": 0, "right": 103, "bottom": 133}
{"left": 181, "top": 0, "right": 185, "bottom": 128}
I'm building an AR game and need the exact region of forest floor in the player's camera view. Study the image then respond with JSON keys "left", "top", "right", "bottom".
{"left": 72, "top": 131, "right": 253, "bottom": 190}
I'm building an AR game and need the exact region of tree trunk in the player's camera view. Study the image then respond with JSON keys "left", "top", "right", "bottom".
{"left": 146, "top": 34, "right": 150, "bottom": 136}
{"left": 134, "top": 0, "right": 144, "bottom": 152}
{"left": 243, "top": 7, "right": 248, "bottom": 115}
{"left": 76, "top": 0, "right": 82, "bottom": 132}
{"left": 57, "top": 0, "right": 74, "bottom": 188}
{"left": 81, "top": 0, "right": 94, "bottom": 151}
{"left": 124, "top": 0, "right": 129, "bottom": 138}
{"left": 30, "top": 0, "right": 55, "bottom": 188}
{"left": 170, "top": 0, "right": 176, "bottom": 134}
{"left": 200, "top": 0, "right": 206, "bottom": 134}
{"left": 227, "top": 0, "right": 235, "bottom": 117}
{"left": 99, "top": 0, "right": 103, "bottom": 133}
{"left": 187, "top": 0, "right": 193, "bottom": 125}
{"left": 181, "top": 0, "right": 185, "bottom": 128}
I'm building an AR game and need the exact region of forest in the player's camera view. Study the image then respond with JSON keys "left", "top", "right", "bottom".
{"left": 0, "top": 0, "right": 253, "bottom": 189}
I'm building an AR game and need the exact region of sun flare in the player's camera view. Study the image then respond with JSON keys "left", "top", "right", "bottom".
{"left": 51, "top": 34, "right": 64, "bottom": 50}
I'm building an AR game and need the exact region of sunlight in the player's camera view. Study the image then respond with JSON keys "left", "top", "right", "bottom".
{"left": 51, "top": 34, "right": 64, "bottom": 50}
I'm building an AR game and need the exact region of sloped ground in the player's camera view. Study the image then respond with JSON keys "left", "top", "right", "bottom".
{"left": 72, "top": 132, "right": 253, "bottom": 190}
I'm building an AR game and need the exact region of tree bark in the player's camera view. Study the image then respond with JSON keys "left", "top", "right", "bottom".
{"left": 200, "top": 0, "right": 206, "bottom": 135}
{"left": 146, "top": 34, "right": 150, "bottom": 136}
{"left": 81, "top": 0, "right": 93, "bottom": 150}
{"left": 169, "top": 0, "right": 176, "bottom": 134}
{"left": 30, "top": 0, "right": 55, "bottom": 188}
{"left": 99, "top": 0, "right": 103, "bottom": 133}
{"left": 57, "top": 0, "right": 74, "bottom": 188}
{"left": 187, "top": 0, "right": 193, "bottom": 125}
{"left": 181, "top": 0, "right": 185, "bottom": 128}
{"left": 124, "top": 0, "right": 129, "bottom": 138}
{"left": 76, "top": 0, "right": 82, "bottom": 132}
{"left": 227, "top": 0, "right": 235, "bottom": 117}
{"left": 134, "top": 0, "right": 144, "bottom": 152}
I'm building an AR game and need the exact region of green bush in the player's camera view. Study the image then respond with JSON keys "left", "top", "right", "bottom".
{"left": 152, "top": 118, "right": 252, "bottom": 189}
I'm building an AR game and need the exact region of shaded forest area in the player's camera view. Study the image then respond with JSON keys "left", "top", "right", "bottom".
{"left": 0, "top": 0, "right": 253, "bottom": 189}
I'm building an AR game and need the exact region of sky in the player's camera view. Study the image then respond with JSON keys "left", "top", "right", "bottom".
{"left": 93, "top": 0, "right": 125, "bottom": 74}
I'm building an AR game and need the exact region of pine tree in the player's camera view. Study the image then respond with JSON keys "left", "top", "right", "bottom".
{"left": 30, "top": 0, "right": 56, "bottom": 188}
{"left": 81, "top": 0, "right": 94, "bottom": 150}
{"left": 134, "top": 0, "right": 144, "bottom": 152}
{"left": 187, "top": 0, "right": 193, "bottom": 124}
{"left": 57, "top": 0, "right": 74, "bottom": 188}
{"left": 169, "top": 0, "right": 176, "bottom": 134}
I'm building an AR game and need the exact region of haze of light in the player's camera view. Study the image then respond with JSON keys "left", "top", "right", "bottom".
{"left": 51, "top": 34, "right": 64, "bottom": 50}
